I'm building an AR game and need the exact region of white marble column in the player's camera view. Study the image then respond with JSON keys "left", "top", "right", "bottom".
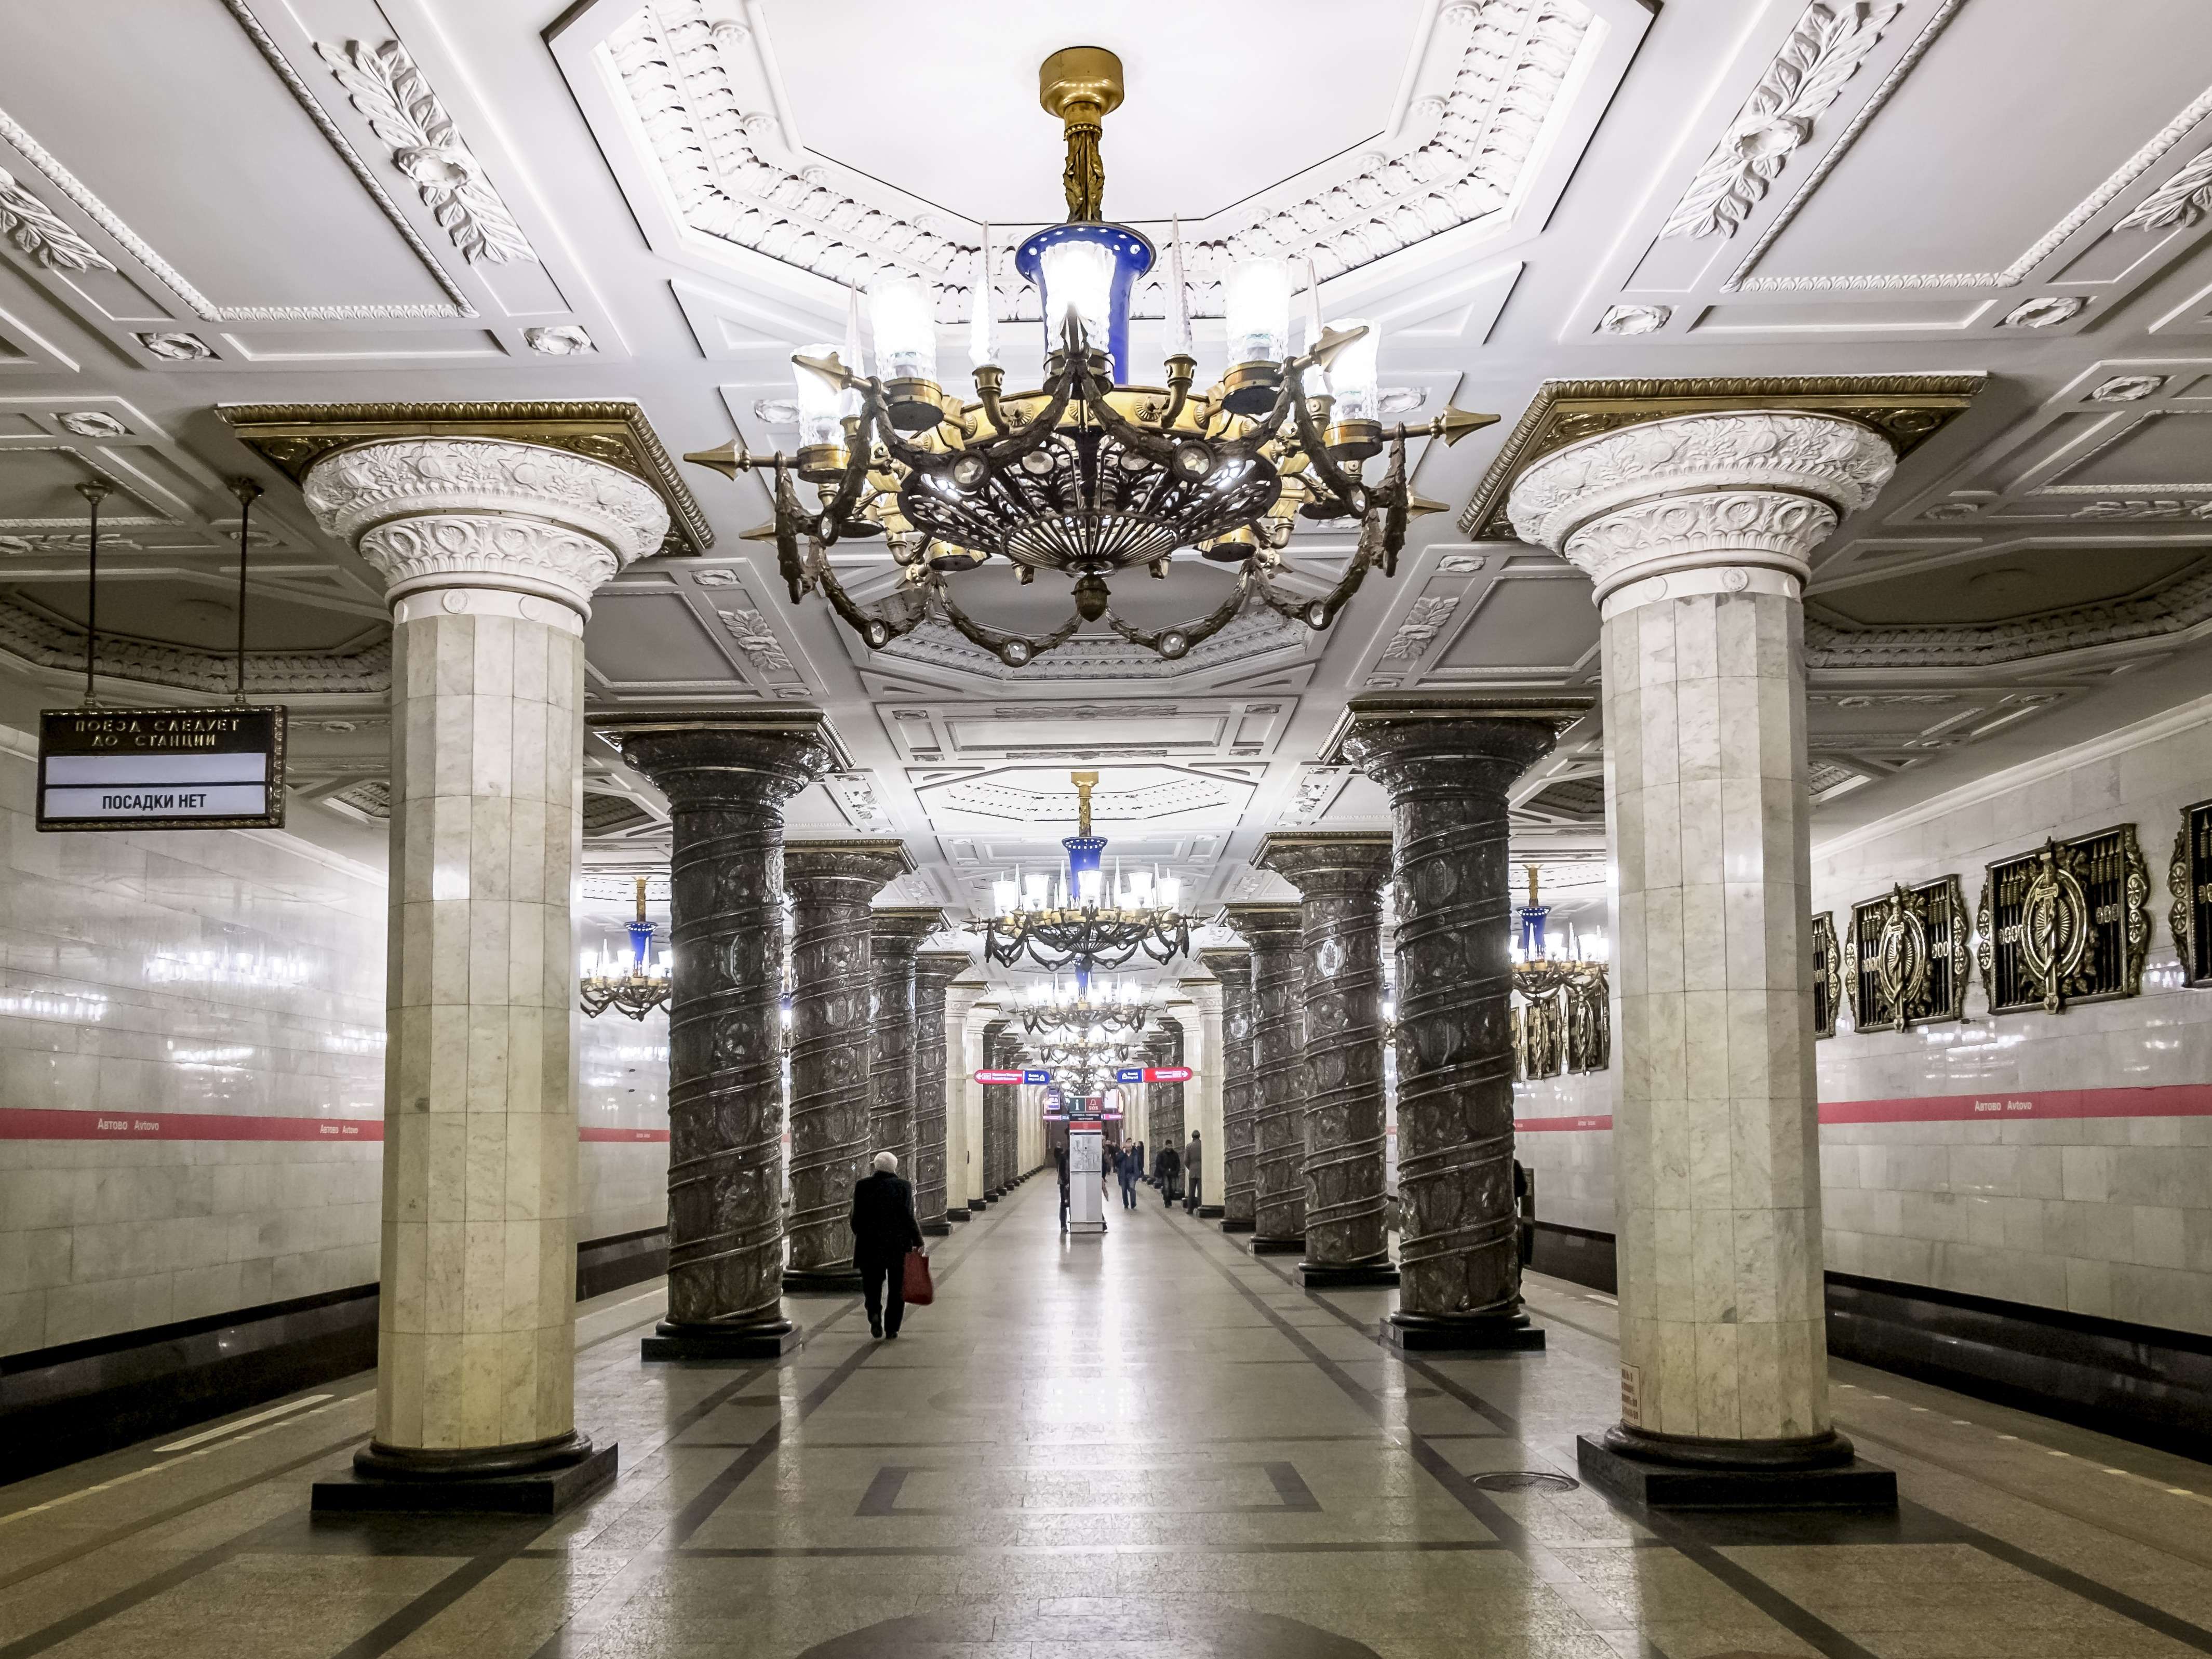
{"left": 302, "top": 436, "right": 666, "bottom": 1505}
{"left": 1509, "top": 411, "right": 1896, "bottom": 1489}
{"left": 1179, "top": 979, "right": 1226, "bottom": 1217}
{"left": 944, "top": 981, "right": 986, "bottom": 1220}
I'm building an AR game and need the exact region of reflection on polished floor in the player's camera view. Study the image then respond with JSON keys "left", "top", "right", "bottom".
{"left": 7, "top": 1180, "right": 2212, "bottom": 1659}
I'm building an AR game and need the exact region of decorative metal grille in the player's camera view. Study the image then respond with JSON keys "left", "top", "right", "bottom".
{"left": 1844, "top": 877, "right": 1968, "bottom": 1033}
{"left": 1812, "top": 912, "right": 1841, "bottom": 1039}
{"left": 1977, "top": 825, "right": 2150, "bottom": 1015}
{"left": 2173, "top": 801, "right": 2212, "bottom": 987}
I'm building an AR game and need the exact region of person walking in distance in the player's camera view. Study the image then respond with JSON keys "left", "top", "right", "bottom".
{"left": 1183, "top": 1129, "right": 1203, "bottom": 1214}
{"left": 1055, "top": 1143, "right": 1070, "bottom": 1233}
{"left": 1155, "top": 1138, "right": 1181, "bottom": 1208}
{"left": 851, "top": 1151, "right": 924, "bottom": 1339}
{"left": 1117, "top": 1142, "right": 1137, "bottom": 1210}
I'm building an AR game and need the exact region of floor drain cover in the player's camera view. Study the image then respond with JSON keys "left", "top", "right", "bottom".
{"left": 1471, "top": 1470, "right": 1579, "bottom": 1493}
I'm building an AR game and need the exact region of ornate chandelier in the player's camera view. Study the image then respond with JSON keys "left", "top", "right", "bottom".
{"left": 683, "top": 46, "right": 1495, "bottom": 669}
{"left": 985, "top": 771, "right": 1192, "bottom": 972}
{"left": 579, "top": 877, "right": 669, "bottom": 1021}
{"left": 1018, "top": 973, "right": 1158, "bottom": 1036}
{"left": 1509, "top": 866, "right": 1608, "bottom": 1075}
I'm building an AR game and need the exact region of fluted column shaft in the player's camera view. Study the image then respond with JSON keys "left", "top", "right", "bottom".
{"left": 1201, "top": 949, "right": 1256, "bottom": 1232}
{"left": 782, "top": 842, "right": 907, "bottom": 1291}
{"left": 603, "top": 717, "right": 843, "bottom": 1360}
{"left": 944, "top": 983, "right": 985, "bottom": 1218}
{"left": 1333, "top": 704, "right": 1562, "bottom": 1346}
{"left": 1145, "top": 1032, "right": 1183, "bottom": 1159}
{"left": 1227, "top": 904, "right": 1306, "bottom": 1252}
{"left": 1511, "top": 408, "right": 1901, "bottom": 1475}
{"left": 304, "top": 435, "right": 666, "bottom": 1496}
{"left": 1258, "top": 836, "right": 1398, "bottom": 1286}
{"left": 869, "top": 909, "right": 942, "bottom": 1178}
{"left": 981, "top": 1021, "right": 1009, "bottom": 1196}
{"left": 913, "top": 953, "right": 969, "bottom": 1233}
{"left": 1181, "top": 981, "right": 1225, "bottom": 1215}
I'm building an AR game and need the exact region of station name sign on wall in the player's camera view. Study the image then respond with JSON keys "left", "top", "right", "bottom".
{"left": 38, "top": 707, "right": 286, "bottom": 832}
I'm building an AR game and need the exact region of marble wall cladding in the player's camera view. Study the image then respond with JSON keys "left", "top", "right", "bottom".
{"left": 0, "top": 736, "right": 386, "bottom": 1360}
{"left": 1513, "top": 1068, "right": 1616, "bottom": 1233}
{"left": 1812, "top": 695, "right": 2212, "bottom": 1337}
{"left": 1516, "top": 694, "right": 2212, "bottom": 1341}
{"left": 575, "top": 1005, "right": 671, "bottom": 1240}
{"left": 0, "top": 720, "right": 673, "bottom": 1367}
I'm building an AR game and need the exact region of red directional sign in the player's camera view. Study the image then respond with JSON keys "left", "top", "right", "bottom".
{"left": 974, "top": 1069, "right": 1025, "bottom": 1085}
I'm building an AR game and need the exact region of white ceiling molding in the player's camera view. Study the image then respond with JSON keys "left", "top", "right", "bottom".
{"left": 551, "top": 0, "right": 1648, "bottom": 318}
{"left": 1572, "top": 0, "right": 2212, "bottom": 342}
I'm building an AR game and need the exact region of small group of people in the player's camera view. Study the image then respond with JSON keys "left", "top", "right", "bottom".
{"left": 1054, "top": 1132, "right": 1205, "bottom": 1224}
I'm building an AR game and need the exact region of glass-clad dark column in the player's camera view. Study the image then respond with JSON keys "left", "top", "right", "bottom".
{"left": 1200, "top": 946, "right": 1256, "bottom": 1233}
{"left": 1224, "top": 903, "right": 1306, "bottom": 1255}
{"left": 782, "top": 840, "right": 908, "bottom": 1293}
{"left": 599, "top": 713, "right": 844, "bottom": 1360}
{"left": 1329, "top": 696, "right": 1561, "bottom": 1351}
{"left": 913, "top": 951, "right": 971, "bottom": 1235}
{"left": 869, "top": 909, "right": 943, "bottom": 1176}
{"left": 981, "top": 1020, "right": 1009, "bottom": 1199}
{"left": 1256, "top": 834, "right": 1398, "bottom": 1289}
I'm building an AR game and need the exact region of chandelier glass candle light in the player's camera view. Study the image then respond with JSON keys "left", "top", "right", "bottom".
{"left": 1508, "top": 866, "right": 1610, "bottom": 1074}
{"left": 986, "top": 771, "right": 1192, "bottom": 972}
{"left": 1019, "top": 973, "right": 1158, "bottom": 1036}
{"left": 579, "top": 876, "right": 671, "bottom": 1021}
{"left": 682, "top": 45, "right": 1496, "bottom": 670}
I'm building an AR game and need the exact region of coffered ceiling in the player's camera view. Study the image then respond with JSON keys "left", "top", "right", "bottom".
{"left": 1, "top": 0, "right": 2210, "bottom": 953}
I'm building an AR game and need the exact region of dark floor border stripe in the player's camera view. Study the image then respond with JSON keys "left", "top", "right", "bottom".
{"left": 1159, "top": 1206, "right": 1870, "bottom": 1659}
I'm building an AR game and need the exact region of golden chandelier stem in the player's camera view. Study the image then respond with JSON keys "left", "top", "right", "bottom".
{"left": 1039, "top": 46, "right": 1122, "bottom": 222}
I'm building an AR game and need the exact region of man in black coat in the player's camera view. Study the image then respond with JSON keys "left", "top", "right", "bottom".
{"left": 851, "top": 1150, "right": 924, "bottom": 1339}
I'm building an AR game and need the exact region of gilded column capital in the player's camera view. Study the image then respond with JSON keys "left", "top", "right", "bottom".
{"left": 303, "top": 435, "right": 668, "bottom": 616}
{"left": 1506, "top": 411, "right": 1896, "bottom": 605}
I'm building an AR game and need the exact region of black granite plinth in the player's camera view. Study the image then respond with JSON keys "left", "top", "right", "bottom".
{"left": 1576, "top": 1433, "right": 1897, "bottom": 1510}
{"left": 782, "top": 1268, "right": 862, "bottom": 1295}
{"left": 313, "top": 1442, "right": 617, "bottom": 1516}
{"left": 967, "top": 1201, "right": 987, "bottom": 1215}
{"left": 642, "top": 1319, "right": 798, "bottom": 1360}
{"left": 944, "top": 1209, "right": 971, "bottom": 1224}
{"left": 1198, "top": 1205, "right": 1225, "bottom": 1220}
{"left": 1249, "top": 1236, "right": 1306, "bottom": 1256}
{"left": 1383, "top": 1312, "right": 1545, "bottom": 1352}
{"left": 921, "top": 1220, "right": 951, "bottom": 1237}
{"left": 1298, "top": 1261, "right": 1401, "bottom": 1289}
{"left": 1219, "top": 1218, "right": 1255, "bottom": 1235}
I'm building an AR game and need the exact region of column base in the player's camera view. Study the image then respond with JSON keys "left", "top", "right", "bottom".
{"left": 313, "top": 1433, "right": 616, "bottom": 1517}
{"left": 1297, "top": 1260, "right": 1401, "bottom": 1289}
{"left": 1197, "top": 1205, "right": 1224, "bottom": 1220}
{"left": 944, "top": 1209, "right": 971, "bottom": 1224}
{"left": 1575, "top": 1427, "right": 1896, "bottom": 1510}
{"left": 967, "top": 1201, "right": 987, "bottom": 1215}
{"left": 1249, "top": 1236, "right": 1306, "bottom": 1256}
{"left": 782, "top": 1266, "right": 862, "bottom": 1295}
{"left": 641, "top": 1318, "right": 798, "bottom": 1361}
{"left": 1218, "top": 1217, "right": 1255, "bottom": 1235}
{"left": 921, "top": 1219, "right": 952, "bottom": 1237}
{"left": 1383, "top": 1310, "right": 1546, "bottom": 1352}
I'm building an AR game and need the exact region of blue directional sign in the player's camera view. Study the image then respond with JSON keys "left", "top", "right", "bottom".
{"left": 1114, "top": 1067, "right": 1144, "bottom": 1084}
{"left": 1022, "top": 1068, "right": 1052, "bottom": 1086}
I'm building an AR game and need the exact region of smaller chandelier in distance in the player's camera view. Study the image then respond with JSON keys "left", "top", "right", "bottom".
{"left": 1509, "top": 865, "right": 1609, "bottom": 1075}
{"left": 985, "top": 771, "right": 1194, "bottom": 973}
{"left": 1019, "top": 973, "right": 1159, "bottom": 1036}
{"left": 579, "top": 877, "right": 670, "bottom": 1021}
{"left": 682, "top": 45, "right": 1497, "bottom": 671}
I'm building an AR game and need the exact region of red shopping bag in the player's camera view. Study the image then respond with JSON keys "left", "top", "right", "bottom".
{"left": 902, "top": 1249, "right": 934, "bottom": 1306}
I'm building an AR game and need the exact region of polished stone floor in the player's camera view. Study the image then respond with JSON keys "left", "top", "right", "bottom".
{"left": 7, "top": 1182, "right": 2212, "bottom": 1657}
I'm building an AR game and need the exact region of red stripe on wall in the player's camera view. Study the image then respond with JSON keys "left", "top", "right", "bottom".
{"left": 1514, "top": 1082, "right": 2212, "bottom": 1132}
{"left": 0, "top": 1108, "right": 674, "bottom": 1143}
{"left": 1514, "top": 1114, "right": 1615, "bottom": 1133}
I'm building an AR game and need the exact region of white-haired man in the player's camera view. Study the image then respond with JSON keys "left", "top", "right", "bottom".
{"left": 850, "top": 1150, "right": 925, "bottom": 1339}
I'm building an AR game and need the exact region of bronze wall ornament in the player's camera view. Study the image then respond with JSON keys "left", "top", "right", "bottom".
{"left": 2174, "top": 800, "right": 2212, "bottom": 986}
{"left": 1978, "top": 826, "right": 2150, "bottom": 1015}
{"left": 1845, "top": 878, "right": 1968, "bottom": 1033}
{"left": 1455, "top": 373, "right": 1985, "bottom": 540}
{"left": 1811, "top": 912, "right": 1841, "bottom": 1039}
{"left": 1563, "top": 978, "right": 1610, "bottom": 1073}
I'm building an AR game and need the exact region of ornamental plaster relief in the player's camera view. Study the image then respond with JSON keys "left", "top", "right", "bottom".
{"left": 1505, "top": 410, "right": 1897, "bottom": 556}
{"left": 583, "top": 0, "right": 1612, "bottom": 312}
{"left": 302, "top": 437, "right": 671, "bottom": 604}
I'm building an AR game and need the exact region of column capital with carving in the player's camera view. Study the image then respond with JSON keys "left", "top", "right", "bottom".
{"left": 303, "top": 436, "right": 669, "bottom": 616}
{"left": 1506, "top": 411, "right": 1896, "bottom": 605}
{"left": 1254, "top": 832, "right": 1395, "bottom": 900}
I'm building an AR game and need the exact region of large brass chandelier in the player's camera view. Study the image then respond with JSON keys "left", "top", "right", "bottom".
{"left": 684, "top": 46, "right": 1494, "bottom": 669}
{"left": 985, "top": 772, "right": 1192, "bottom": 972}
{"left": 579, "top": 877, "right": 670, "bottom": 1021}
{"left": 1018, "top": 973, "right": 1158, "bottom": 1037}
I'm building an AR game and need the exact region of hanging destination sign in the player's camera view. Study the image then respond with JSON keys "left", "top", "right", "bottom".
{"left": 37, "top": 707, "right": 287, "bottom": 832}
{"left": 1114, "top": 1065, "right": 1194, "bottom": 1084}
